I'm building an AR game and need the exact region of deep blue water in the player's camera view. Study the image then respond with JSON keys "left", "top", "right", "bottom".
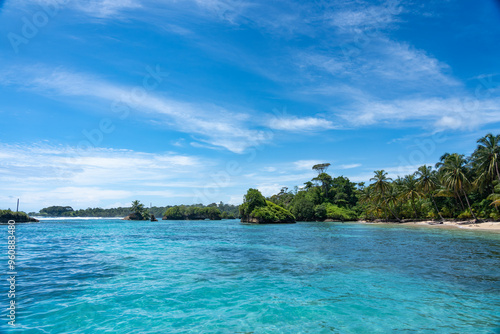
{"left": 1, "top": 219, "right": 500, "bottom": 333}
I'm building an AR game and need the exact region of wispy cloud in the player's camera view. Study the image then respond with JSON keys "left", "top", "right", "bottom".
{"left": 0, "top": 142, "right": 204, "bottom": 185}
{"left": 2, "top": 67, "right": 270, "bottom": 153}
{"left": 261, "top": 166, "right": 277, "bottom": 172}
{"left": 327, "top": 0, "right": 402, "bottom": 30}
{"left": 267, "top": 116, "right": 336, "bottom": 131}
{"left": 29, "top": 0, "right": 141, "bottom": 18}
{"left": 338, "top": 163, "right": 361, "bottom": 169}
{"left": 293, "top": 160, "right": 323, "bottom": 171}
{"left": 300, "top": 38, "right": 457, "bottom": 89}
{"left": 76, "top": 0, "right": 141, "bottom": 18}
{"left": 341, "top": 96, "right": 500, "bottom": 129}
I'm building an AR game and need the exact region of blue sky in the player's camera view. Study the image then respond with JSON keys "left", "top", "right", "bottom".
{"left": 1, "top": 0, "right": 500, "bottom": 212}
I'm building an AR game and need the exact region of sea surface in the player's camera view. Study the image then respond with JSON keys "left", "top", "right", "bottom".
{"left": 1, "top": 219, "right": 500, "bottom": 333}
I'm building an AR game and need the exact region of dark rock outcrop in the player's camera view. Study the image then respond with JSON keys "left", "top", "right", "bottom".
{"left": 240, "top": 215, "right": 295, "bottom": 224}
{"left": 0, "top": 212, "right": 39, "bottom": 223}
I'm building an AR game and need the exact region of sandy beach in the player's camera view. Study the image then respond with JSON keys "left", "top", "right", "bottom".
{"left": 361, "top": 220, "right": 500, "bottom": 232}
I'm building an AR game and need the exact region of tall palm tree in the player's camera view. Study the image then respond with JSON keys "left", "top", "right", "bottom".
{"left": 131, "top": 200, "right": 146, "bottom": 217}
{"left": 471, "top": 133, "right": 500, "bottom": 190}
{"left": 358, "top": 185, "right": 373, "bottom": 205}
{"left": 370, "top": 170, "right": 402, "bottom": 222}
{"left": 438, "top": 154, "right": 478, "bottom": 221}
{"left": 385, "top": 183, "right": 401, "bottom": 219}
{"left": 358, "top": 186, "right": 378, "bottom": 219}
{"left": 399, "top": 174, "right": 422, "bottom": 218}
{"left": 416, "top": 165, "right": 444, "bottom": 220}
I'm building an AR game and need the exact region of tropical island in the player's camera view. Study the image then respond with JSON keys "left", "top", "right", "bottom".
{"left": 258, "top": 133, "right": 500, "bottom": 226}
{"left": 8, "top": 133, "right": 500, "bottom": 228}
{"left": 239, "top": 188, "right": 295, "bottom": 224}
{"left": 0, "top": 209, "right": 39, "bottom": 223}
{"left": 29, "top": 202, "right": 239, "bottom": 220}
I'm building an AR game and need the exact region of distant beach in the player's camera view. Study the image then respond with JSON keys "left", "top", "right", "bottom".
{"left": 361, "top": 220, "right": 500, "bottom": 232}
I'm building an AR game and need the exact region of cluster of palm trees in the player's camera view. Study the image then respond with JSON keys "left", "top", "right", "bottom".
{"left": 359, "top": 133, "right": 500, "bottom": 221}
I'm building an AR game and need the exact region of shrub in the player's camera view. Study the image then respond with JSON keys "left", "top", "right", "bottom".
{"left": 458, "top": 210, "right": 473, "bottom": 219}
{"left": 314, "top": 204, "right": 327, "bottom": 220}
{"left": 325, "top": 203, "right": 358, "bottom": 221}
{"left": 251, "top": 207, "right": 277, "bottom": 222}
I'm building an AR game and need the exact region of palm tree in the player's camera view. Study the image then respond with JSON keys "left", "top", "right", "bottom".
{"left": 399, "top": 174, "right": 422, "bottom": 218}
{"left": 385, "top": 183, "right": 402, "bottom": 220}
{"left": 131, "top": 200, "right": 146, "bottom": 218}
{"left": 358, "top": 186, "right": 378, "bottom": 219}
{"left": 487, "top": 183, "right": 500, "bottom": 208}
{"left": 471, "top": 133, "right": 500, "bottom": 190}
{"left": 370, "top": 170, "right": 402, "bottom": 222}
{"left": 438, "top": 154, "right": 478, "bottom": 221}
{"left": 416, "top": 165, "right": 444, "bottom": 221}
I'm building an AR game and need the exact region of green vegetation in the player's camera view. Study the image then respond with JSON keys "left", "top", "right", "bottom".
{"left": 127, "top": 200, "right": 150, "bottom": 220}
{"left": 163, "top": 205, "right": 223, "bottom": 220}
{"left": 0, "top": 209, "right": 38, "bottom": 223}
{"left": 356, "top": 134, "right": 500, "bottom": 221}
{"left": 264, "top": 162, "right": 359, "bottom": 221}
{"left": 256, "top": 133, "right": 500, "bottom": 223}
{"left": 31, "top": 206, "right": 139, "bottom": 217}
{"left": 23, "top": 133, "right": 500, "bottom": 224}
{"left": 239, "top": 189, "right": 295, "bottom": 223}
{"left": 359, "top": 134, "right": 500, "bottom": 221}
{"left": 38, "top": 206, "right": 74, "bottom": 216}
{"left": 31, "top": 202, "right": 239, "bottom": 219}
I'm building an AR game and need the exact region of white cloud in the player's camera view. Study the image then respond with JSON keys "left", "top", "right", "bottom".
{"left": 301, "top": 38, "right": 456, "bottom": 88}
{"left": 268, "top": 116, "right": 336, "bottom": 131}
{"left": 2, "top": 67, "right": 271, "bottom": 153}
{"left": 29, "top": 0, "right": 141, "bottom": 18}
{"left": 328, "top": 1, "right": 402, "bottom": 30}
{"left": 256, "top": 183, "right": 283, "bottom": 197}
{"left": 300, "top": 54, "right": 346, "bottom": 75}
{"left": 338, "top": 163, "right": 361, "bottom": 169}
{"left": 227, "top": 194, "right": 243, "bottom": 205}
{"left": 343, "top": 172, "right": 376, "bottom": 183}
{"left": 341, "top": 96, "right": 500, "bottom": 129}
{"left": 370, "top": 41, "right": 457, "bottom": 85}
{"left": 344, "top": 164, "right": 427, "bottom": 183}
{"left": 293, "top": 160, "right": 323, "bottom": 170}
{"left": 0, "top": 142, "right": 211, "bottom": 210}
{"left": 77, "top": 0, "right": 141, "bottom": 18}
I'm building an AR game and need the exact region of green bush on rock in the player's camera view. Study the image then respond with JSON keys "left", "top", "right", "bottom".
{"left": 240, "top": 189, "right": 295, "bottom": 224}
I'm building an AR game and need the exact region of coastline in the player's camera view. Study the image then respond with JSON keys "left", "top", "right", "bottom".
{"left": 359, "top": 220, "right": 500, "bottom": 232}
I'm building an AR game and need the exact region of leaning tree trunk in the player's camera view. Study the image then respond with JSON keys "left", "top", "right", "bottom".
{"left": 455, "top": 192, "right": 466, "bottom": 211}
{"left": 384, "top": 198, "right": 402, "bottom": 223}
{"left": 462, "top": 189, "right": 478, "bottom": 222}
{"left": 496, "top": 161, "right": 500, "bottom": 183}
{"left": 430, "top": 195, "right": 444, "bottom": 221}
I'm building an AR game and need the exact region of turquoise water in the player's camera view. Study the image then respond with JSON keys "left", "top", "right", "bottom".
{"left": 1, "top": 219, "right": 500, "bottom": 333}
